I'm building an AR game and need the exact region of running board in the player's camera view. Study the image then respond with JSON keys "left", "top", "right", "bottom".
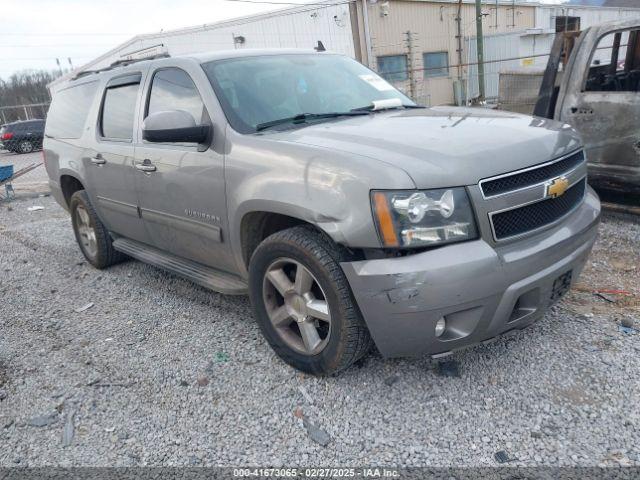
{"left": 112, "top": 238, "right": 247, "bottom": 295}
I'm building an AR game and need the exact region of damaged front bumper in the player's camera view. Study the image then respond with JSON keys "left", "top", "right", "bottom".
{"left": 340, "top": 187, "right": 601, "bottom": 358}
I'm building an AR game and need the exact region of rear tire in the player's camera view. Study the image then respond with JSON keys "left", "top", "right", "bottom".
{"left": 17, "top": 140, "right": 34, "bottom": 154}
{"left": 70, "top": 190, "right": 126, "bottom": 269}
{"left": 249, "top": 226, "right": 372, "bottom": 375}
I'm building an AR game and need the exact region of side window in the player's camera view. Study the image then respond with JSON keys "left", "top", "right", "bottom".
{"left": 147, "top": 68, "right": 205, "bottom": 123}
{"left": 423, "top": 52, "right": 449, "bottom": 78}
{"left": 46, "top": 81, "right": 98, "bottom": 139}
{"left": 100, "top": 82, "right": 139, "bottom": 140}
{"left": 376, "top": 55, "right": 408, "bottom": 82}
{"left": 585, "top": 29, "right": 640, "bottom": 93}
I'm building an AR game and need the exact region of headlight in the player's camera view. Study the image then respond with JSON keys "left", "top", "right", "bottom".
{"left": 371, "top": 188, "right": 478, "bottom": 248}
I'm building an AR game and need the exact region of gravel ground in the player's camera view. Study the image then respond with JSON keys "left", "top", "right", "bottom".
{"left": 0, "top": 195, "right": 639, "bottom": 468}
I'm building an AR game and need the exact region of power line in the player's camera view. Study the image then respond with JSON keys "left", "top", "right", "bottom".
{"left": 0, "top": 33, "right": 135, "bottom": 36}
{"left": 223, "top": 0, "right": 312, "bottom": 3}
{"left": 0, "top": 57, "right": 93, "bottom": 62}
{"left": 223, "top": 0, "right": 353, "bottom": 5}
{"left": 3, "top": 44, "right": 120, "bottom": 48}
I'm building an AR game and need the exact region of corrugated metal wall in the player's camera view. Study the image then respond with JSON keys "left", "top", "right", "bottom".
{"left": 466, "top": 30, "right": 555, "bottom": 101}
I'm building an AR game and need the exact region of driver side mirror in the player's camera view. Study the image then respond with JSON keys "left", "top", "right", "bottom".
{"left": 142, "top": 110, "right": 211, "bottom": 144}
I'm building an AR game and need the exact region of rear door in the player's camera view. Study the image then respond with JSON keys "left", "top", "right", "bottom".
{"left": 557, "top": 24, "right": 640, "bottom": 193}
{"left": 83, "top": 72, "right": 150, "bottom": 243}
{"left": 133, "top": 63, "right": 234, "bottom": 271}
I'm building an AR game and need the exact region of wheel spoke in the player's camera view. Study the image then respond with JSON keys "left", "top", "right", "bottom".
{"left": 294, "top": 264, "right": 314, "bottom": 295}
{"left": 266, "top": 268, "right": 294, "bottom": 297}
{"left": 299, "top": 320, "right": 322, "bottom": 352}
{"left": 306, "top": 299, "right": 330, "bottom": 322}
{"left": 262, "top": 257, "right": 332, "bottom": 356}
{"left": 270, "top": 306, "right": 292, "bottom": 327}
{"left": 78, "top": 208, "right": 90, "bottom": 226}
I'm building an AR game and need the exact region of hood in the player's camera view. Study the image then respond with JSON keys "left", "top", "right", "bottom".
{"left": 264, "top": 106, "right": 582, "bottom": 188}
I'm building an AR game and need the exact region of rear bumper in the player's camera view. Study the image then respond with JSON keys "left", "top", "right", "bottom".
{"left": 341, "top": 187, "right": 601, "bottom": 358}
{"left": 49, "top": 179, "right": 68, "bottom": 211}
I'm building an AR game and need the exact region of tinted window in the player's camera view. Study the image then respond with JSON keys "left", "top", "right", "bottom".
{"left": 101, "top": 83, "right": 139, "bottom": 140}
{"left": 376, "top": 55, "right": 408, "bottom": 82}
{"left": 46, "top": 81, "right": 98, "bottom": 139}
{"left": 423, "top": 52, "right": 449, "bottom": 78}
{"left": 147, "top": 68, "right": 205, "bottom": 123}
{"left": 22, "top": 121, "right": 43, "bottom": 131}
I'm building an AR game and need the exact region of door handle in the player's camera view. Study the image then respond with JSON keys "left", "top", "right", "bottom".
{"left": 90, "top": 155, "right": 106, "bottom": 165}
{"left": 135, "top": 161, "right": 157, "bottom": 172}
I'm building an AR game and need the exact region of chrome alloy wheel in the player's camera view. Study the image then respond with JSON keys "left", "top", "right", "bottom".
{"left": 75, "top": 205, "right": 98, "bottom": 258}
{"left": 262, "top": 258, "right": 332, "bottom": 355}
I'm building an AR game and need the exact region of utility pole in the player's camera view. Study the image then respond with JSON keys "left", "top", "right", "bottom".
{"left": 475, "top": 0, "right": 486, "bottom": 102}
{"left": 405, "top": 31, "right": 416, "bottom": 101}
{"left": 361, "top": 0, "right": 373, "bottom": 67}
{"left": 455, "top": 0, "right": 463, "bottom": 81}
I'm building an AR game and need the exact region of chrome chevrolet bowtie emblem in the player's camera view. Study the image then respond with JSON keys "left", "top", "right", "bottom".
{"left": 546, "top": 176, "right": 569, "bottom": 198}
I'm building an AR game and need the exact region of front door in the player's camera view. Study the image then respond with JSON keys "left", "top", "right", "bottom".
{"left": 134, "top": 65, "right": 234, "bottom": 272}
{"left": 557, "top": 24, "right": 640, "bottom": 193}
{"left": 83, "top": 72, "right": 149, "bottom": 243}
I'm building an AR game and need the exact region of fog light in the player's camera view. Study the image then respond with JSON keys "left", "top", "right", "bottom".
{"left": 435, "top": 317, "right": 446, "bottom": 337}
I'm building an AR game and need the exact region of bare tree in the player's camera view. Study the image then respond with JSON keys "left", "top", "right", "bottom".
{"left": 0, "top": 69, "right": 65, "bottom": 123}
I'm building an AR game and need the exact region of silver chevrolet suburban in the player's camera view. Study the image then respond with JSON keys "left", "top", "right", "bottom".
{"left": 44, "top": 50, "right": 601, "bottom": 375}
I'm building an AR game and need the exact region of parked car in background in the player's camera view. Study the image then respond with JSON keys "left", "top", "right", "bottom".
{"left": 0, "top": 119, "right": 45, "bottom": 154}
{"left": 534, "top": 18, "right": 640, "bottom": 196}
{"left": 44, "top": 50, "right": 600, "bottom": 375}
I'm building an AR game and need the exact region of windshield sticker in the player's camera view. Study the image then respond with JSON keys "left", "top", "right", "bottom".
{"left": 359, "top": 74, "right": 395, "bottom": 91}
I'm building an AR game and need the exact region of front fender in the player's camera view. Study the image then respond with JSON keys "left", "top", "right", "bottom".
{"left": 225, "top": 129, "right": 415, "bottom": 275}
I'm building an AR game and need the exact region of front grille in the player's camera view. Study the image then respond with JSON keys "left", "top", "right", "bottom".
{"left": 492, "top": 179, "right": 586, "bottom": 240}
{"left": 481, "top": 150, "right": 585, "bottom": 197}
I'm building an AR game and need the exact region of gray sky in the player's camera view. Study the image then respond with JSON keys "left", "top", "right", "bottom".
{"left": 0, "top": 0, "right": 310, "bottom": 80}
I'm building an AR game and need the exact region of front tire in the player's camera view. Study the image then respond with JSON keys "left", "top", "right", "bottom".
{"left": 249, "top": 226, "right": 372, "bottom": 375}
{"left": 70, "top": 190, "right": 126, "bottom": 269}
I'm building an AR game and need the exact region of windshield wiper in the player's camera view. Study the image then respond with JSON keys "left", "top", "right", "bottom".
{"left": 351, "top": 103, "right": 424, "bottom": 112}
{"left": 255, "top": 111, "right": 369, "bottom": 132}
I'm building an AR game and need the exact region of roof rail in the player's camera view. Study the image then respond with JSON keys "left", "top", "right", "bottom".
{"left": 71, "top": 53, "right": 171, "bottom": 81}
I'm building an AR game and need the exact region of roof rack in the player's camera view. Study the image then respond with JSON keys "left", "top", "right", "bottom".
{"left": 71, "top": 52, "right": 171, "bottom": 81}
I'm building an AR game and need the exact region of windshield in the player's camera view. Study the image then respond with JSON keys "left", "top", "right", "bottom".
{"left": 202, "top": 54, "right": 416, "bottom": 133}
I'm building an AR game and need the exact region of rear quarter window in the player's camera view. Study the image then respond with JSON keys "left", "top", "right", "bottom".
{"left": 45, "top": 81, "right": 99, "bottom": 139}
